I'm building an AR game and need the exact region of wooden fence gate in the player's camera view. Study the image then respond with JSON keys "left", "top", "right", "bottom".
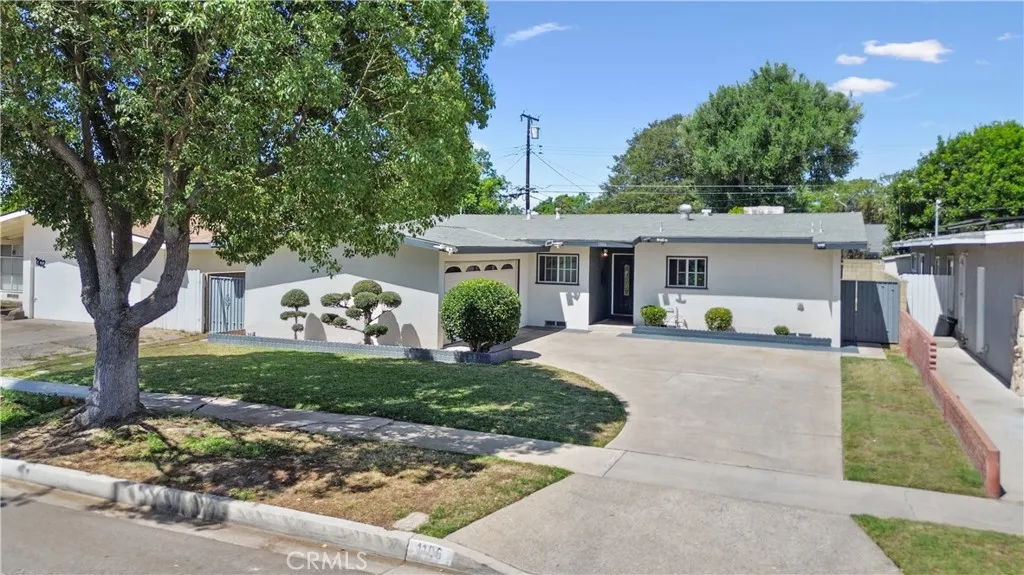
{"left": 841, "top": 279, "right": 900, "bottom": 344}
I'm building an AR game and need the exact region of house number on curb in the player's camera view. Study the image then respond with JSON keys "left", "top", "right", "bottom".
{"left": 407, "top": 541, "right": 455, "bottom": 567}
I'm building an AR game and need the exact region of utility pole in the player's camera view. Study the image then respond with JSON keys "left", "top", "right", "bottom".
{"left": 520, "top": 112, "right": 539, "bottom": 213}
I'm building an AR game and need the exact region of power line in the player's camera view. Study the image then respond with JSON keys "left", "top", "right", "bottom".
{"left": 497, "top": 153, "right": 525, "bottom": 178}
{"left": 533, "top": 153, "right": 590, "bottom": 195}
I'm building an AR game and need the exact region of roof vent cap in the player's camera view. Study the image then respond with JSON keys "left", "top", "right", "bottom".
{"left": 701, "top": 208, "right": 712, "bottom": 217}
{"left": 555, "top": 207, "right": 562, "bottom": 220}
{"left": 678, "top": 204, "right": 693, "bottom": 220}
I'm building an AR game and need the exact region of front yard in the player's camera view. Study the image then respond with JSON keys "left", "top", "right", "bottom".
{"left": 6, "top": 340, "right": 626, "bottom": 447}
{"left": 841, "top": 350, "right": 984, "bottom": 496}
{"left": 0, "top": 390, "right": 569, "bottom": 538}
{"left": 855, "top": 515, "right": 1024, "bottom": 574}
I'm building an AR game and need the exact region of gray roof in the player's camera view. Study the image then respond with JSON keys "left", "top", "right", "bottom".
{"left": 408, "top": 212, "right": 867, "bottom": 251}
{"left": 864, "top": 224, "right": 888, "bottom": 255}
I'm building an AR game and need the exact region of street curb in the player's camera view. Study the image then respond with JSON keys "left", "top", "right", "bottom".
{"left": 1, "top": 458, "right": 525, "bottom": 575}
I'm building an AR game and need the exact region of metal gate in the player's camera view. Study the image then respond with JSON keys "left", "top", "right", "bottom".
{"left": 841, "top": 280, "right": 900, "bottom": 344}
{"left": 206, "top": 274, "right": 245, "bottom": 333}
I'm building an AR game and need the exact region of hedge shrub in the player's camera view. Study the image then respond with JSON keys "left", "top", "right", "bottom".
{"left": 774, "top": 325, "right": 790, "bottom": 336}
{"left": 640, "top": 305, "right": 667, "bottom": 327}
{"left": 705, "top": 307, "right": 733, "bottom": 331}
{"left": 440, "top": 279, "right": 521, "bottom": 352}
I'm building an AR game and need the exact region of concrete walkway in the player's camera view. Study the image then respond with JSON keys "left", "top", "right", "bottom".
{"left": 3, "top": 376, "right": 1022, "bottom": 537}
{"left": 935, "top": 346, "right": 1024, "bottom": 502}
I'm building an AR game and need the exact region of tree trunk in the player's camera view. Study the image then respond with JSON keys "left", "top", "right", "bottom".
{"left": 76, "top": 320, "right": 142, "bottom": 427}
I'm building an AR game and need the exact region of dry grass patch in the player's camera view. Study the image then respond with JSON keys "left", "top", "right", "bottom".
{"left": 2, "top": 412, "right": 568, "bottom": 537}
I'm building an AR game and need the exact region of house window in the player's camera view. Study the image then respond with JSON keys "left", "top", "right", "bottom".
{"left": 666, "top": 256, "right": 707, "bottom": 289}
{"left": 536, "top": 253, "right": 579, "bottom": 285}
{"left": 444, "top": 266, "right": 461, "bottom": 273}
{"left": 484, "top": 264, "right": 497, "bottom": 271}
{"left": 0, "top": 244, "right": 22, "bottom": 292}
{"left": 501, "top": 263, "right": 514, "bottom": 270}
{"left": 466, "top": 265, "right": 481, "bottom": 272}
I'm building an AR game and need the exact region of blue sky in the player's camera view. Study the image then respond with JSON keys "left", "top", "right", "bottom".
{"left": 472, "top": 1, "right": 1024, "bottom": 204}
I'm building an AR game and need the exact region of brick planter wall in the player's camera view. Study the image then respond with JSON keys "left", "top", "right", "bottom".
{"left": 899, "top": 310, "right": 1002, "bottom": 498}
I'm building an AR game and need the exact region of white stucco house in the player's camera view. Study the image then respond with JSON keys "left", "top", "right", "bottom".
{"left": 246, "top": 212, "right": 868, "bottom": 348}
{"left": 0, "top": 210, "right": 242, "bottom": 332}
{"left": 892, "top": 224, "right": 1024, "bottom": 383}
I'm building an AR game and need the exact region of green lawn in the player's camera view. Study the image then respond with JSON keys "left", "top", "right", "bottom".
{"left": 841, "top": 351, "right": 984, "bottom": 496}
{"left": 0, "top": 389, "right": 73, "bottom": 432}
{"left": 855, "top": 515, "right": 1024, "bottom": 574}
{"left": 7, "top": 341, "right": 625, "bottom": 446}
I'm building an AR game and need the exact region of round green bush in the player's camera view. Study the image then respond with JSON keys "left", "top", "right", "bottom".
{"left": 280, "top": 289, "right": 310, "bottom": 308}
{"left": 440, "top": 279, "right": 521, "bottom": 352}
{"left": 280, "top": 310, "right": 307, "bottom": 320}
{"left": 352, "top": 291, "right": 379, "bottom": 310}
{"left": 344, "top": 307, "right": 364, "bottom": 320}
{"left": 321, "top": 292, "right": 350, "bottom": 307}
{"left": 774, "top": 325, "right": 790, "bottom": 336}
{"left": 640, "top": 305, "right": 668, "bottom": 327}
{"left": 378, "top": 291, "right": 402, "bottom": 309}
{"left": 291, "top": 323, "right": 304, "bottom": 333}
{"left": 351, "top": 280, "right": 382, "bottom": 296}
{"left": 705, "top": 307, "right": 733, "bottom": 331}
{"left": 363, "top": 323, "right": 389, "bottom": 338}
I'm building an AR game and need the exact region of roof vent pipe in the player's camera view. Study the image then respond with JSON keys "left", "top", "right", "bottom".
{"left": 678, "top": 204, "right": 693, "bottom": 220}
{"left": 555, "top": 208, "right": 561, "bottom": 220}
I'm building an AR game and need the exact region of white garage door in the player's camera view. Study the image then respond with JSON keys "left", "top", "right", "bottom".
{"left": 443, "top": 260, "right": 518, "bottom": 295}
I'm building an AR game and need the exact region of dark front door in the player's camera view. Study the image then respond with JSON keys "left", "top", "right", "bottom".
{"left": 612, "top": 254, "right": 634, "bottom": 316}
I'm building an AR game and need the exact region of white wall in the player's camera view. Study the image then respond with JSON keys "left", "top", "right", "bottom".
{"left": 524, "top": 246, "right": 591, "bottom": 331}
{"left": 245, "top": 243, "right": 441, "bottom": 348}
{"left": 633, "top": 242, "right": 842, "bottom": 345}
{"left": 22, "top": 216, "right": 236, "bottom": 332}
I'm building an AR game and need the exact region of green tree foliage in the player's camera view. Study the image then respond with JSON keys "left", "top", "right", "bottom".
{"left": 321, "top": 280, "right": 402, "bottom": 345}
{"left": 280, "top": 289, "right": 310, "bottom": 340}
{"left": 440, "top": 279, "right": 520, "bottom": 352}
{"left": 0, "top": 1, "right": 494, "bottom": 426}
{"left": 592, "top": 115, "right": 698, "bottom": 214}
{"left": 797, "top": 179, "right": 888, "bottom": 223}
{"left": 459, "top": 149, "right": 517, "bottom": 214}
{"left": 688, "top": 63, "right": 862, "bottom": 209}
{"left": 534, "top": 193, "right": 592, "bottom": 215}
{"left": 886, "top": 121, "right": 1024, "bottom": 240}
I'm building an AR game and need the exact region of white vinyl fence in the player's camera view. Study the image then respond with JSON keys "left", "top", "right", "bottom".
{"left": 130, "top": 269, "right": 204, "bottom": 332}
{"left": 901, "top": 273, "right": 955, "bottom": 335}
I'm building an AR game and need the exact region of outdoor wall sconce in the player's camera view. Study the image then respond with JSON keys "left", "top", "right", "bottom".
{"left": 601, "top": 249, "right": 609, "bottom": 258}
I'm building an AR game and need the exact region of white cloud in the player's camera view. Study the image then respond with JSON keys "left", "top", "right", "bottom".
{"left": 836, "top": 54, "right": 867, "bottom": 65}
{"left": 997, "top": 32, "right": 1019, "bottom": 41}
{"left": 863, "top": 39, "right": 952, "bottom": 63}
{"left": 975, "top": 59, "right": 992, "bottom": 66}
{"left": 504, "top": 23, "right": 572, "bottom": 46}
{"left": 472, "top": 141, "right": 487, "bottom": 151}
{"left": 830, "top": 77, "right": 897, "bottom": 96}
{"left": 893, "top": 90, "right": 921, "bottom": 101}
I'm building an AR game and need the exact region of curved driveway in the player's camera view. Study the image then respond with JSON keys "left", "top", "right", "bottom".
{"left": 515, "top": 327, "right": 844, "bottom": 478}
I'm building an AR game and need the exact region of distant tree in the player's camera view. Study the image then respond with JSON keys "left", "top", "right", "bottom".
{"left": 1, "top": 1, "right": 494, "bottom": 426}
{"left": 280, "top": 290, "right": 310, "bottom": 340}
{"left": 459, "top": 149, "right": 516, "bottom": 214}
{"left": 688, "top": 63, "right": 863, "bottom": 209}
{"left": 592, "top": 115, "right": 698, "bottom": 213}
{"left": 534, "top": 193, "right": 592, "bottom": 215}
{"left": 886, "top": 121, "right": 1024, "bottom": 240}
{"left": 797, "top": 179, "right": 887, "bottom": 223}
{"left": 321, "top": 280, "right": 402, "bottom": 345}
{"left": 727, "top": 206, "right": 745, "bottom": 214}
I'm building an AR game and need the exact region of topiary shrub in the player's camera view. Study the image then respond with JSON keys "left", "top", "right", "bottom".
{"left": 640, "top": 305, "right": 667, "bottom": 327}
{"left": 440, "top": 279, "right": 521, "bottom": 352}
{"left": 705, "top": 307, "right": 733, "bottom": 331}
{"left": 280, "top": 289, "right": 310, "bottom": 340}
{"left": 774, "top": 325, "right": 791, "bottom": 336}
{"left": 320, "top": 280, "right": 402, "bottom": 344}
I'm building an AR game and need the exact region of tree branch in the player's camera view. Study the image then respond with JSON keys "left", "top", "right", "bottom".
{"left": 124, "top": 223, "right": 189, "bottom": 330}
{"left": 121, "top": 215, "right": 164, "bottom": 281}
{"left": 69, "top": 222, "right": 101, "bottom": 318}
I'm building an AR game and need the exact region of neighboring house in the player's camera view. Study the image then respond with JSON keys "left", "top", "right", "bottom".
{"left": 893, "top": 225, "right": 1024, "bottom": 383}
{"left": 246, "top": 212, "right": 867, "bottom": 348}
{"left": 0, "top": 210, "right": 242, "bottom": 332}
{"left": 864, "top": 224, "right": 888, "bottom": 258}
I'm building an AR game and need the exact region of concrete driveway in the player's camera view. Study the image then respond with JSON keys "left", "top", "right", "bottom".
{"left": 516, "top": 327, "right": 843, "bottom": 477}
{"left": 0, "top": 319, "right": 188, "bottom": 369}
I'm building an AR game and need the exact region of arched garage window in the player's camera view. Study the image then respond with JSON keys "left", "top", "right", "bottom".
{"left": 445, "top": 266, "right": 462, "bottom": 273}
{"left": 484, "top": 264, "right": 497, "bottom": 271}
{"left": 501, "top": 263, "right": 514, "bottom": 270}
{"left": 466, "top": 265, "right": 481, "bottom": 272}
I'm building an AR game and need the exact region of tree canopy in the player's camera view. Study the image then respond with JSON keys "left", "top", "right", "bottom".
{"left": 458, "top": 149, "right": 517, "bottom": 214}
{"left": 886, "top": 121, "right": 1024, "bottom": 240}
{"left": 797, "top": 178, "right": 888, "bottom": 224}
{"left": 0, "top": 0, "right": 494, "bottom": 425}
{"left": 534, "top": 193, "right": 591, "bottom": 215}
{"left": 688, "top": 63, "right": 862, "bottom": 209}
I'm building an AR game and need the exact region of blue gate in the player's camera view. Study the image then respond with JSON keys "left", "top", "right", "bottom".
{"left": 841, "top": 279, "right": 900, "bottom": 344}
{"left": 207, "top": 274, "right": 245, "bottom": 333}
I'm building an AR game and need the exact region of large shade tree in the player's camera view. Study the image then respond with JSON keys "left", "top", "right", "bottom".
{"left": 886, "top": 120, "right": 1024, "bottom": 240}
{"left": 1, "top": 0, "right": 494, "bottom": 427}
{"left": 688, "top": 63, "right": 863, "bottom": 209}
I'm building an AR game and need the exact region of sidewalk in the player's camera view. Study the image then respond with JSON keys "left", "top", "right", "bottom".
{"left": 935, "top": 346, "right": 1024, "bottom": 502}
{"left": 3, "top": 376, "right": 1022, "bottom": 536}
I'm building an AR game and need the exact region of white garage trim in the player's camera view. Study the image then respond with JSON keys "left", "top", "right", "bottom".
{"left": 443, "top": 259, "right": 519, "bottom": 295}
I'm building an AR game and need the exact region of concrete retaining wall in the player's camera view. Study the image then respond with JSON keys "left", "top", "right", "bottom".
{"left": 632, "top": 325, "right": 832, "bottom": 348}
{"left": 899, "top": 310, "right": 1001, "bottom": 498}
{"left": 208, "top": 333, "right": 513, "bottom": 364}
